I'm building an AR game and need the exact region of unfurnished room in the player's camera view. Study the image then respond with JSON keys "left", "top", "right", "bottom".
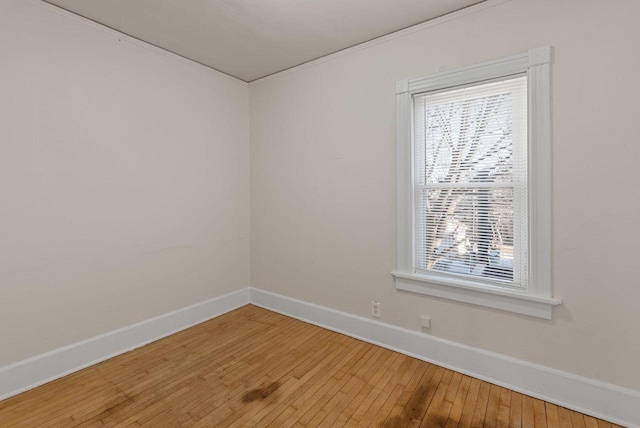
{"left": 0, "top": 0, "right": 639, "bottom": 426}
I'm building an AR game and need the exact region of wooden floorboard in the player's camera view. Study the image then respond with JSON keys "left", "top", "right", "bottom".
{"left": 0, "top": 305, "right": 621, "bottom": 427}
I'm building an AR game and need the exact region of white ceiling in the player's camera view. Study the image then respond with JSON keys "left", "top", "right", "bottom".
{"left": 43, "top": 0, "right": 485, "bottom": 82}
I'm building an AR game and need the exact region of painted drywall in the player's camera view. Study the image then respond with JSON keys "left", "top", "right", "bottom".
{"left": 250, "top": 0, "right": 640, "bottom": 391}
{"left": 0, "top": 0, "right": 249, "bottom": 366}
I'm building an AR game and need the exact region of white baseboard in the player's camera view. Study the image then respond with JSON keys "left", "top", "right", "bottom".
{"left": 2, "top": 286, "right": 638, "bottom": 427}
{"left": 249, "top": 287, "right": 640, "bottom": 428}
{"left": 0, "top": 288, "right": 249, "bottom": 402}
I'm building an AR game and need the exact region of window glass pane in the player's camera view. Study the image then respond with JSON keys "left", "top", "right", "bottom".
{"left": 413, "top": 76, "right": 527, "bottom": 287}
{"left": 417, "top": 78, "right": 526, "bottom": 185}
{"left": 415, "top": 186, "right": 517, "bottom": 284}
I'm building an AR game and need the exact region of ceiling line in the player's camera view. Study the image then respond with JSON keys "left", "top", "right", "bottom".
{"left": 33, "top": 0, "right": 248, "bottom": 83}
{"left": 249, "top": 0, "right": 512, "bottom": 85}
{"left": 34, "top": 0, "right": 510, "bottom": 84}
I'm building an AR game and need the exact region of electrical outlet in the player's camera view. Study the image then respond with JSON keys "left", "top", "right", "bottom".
{"left": 420, "top": 315, "right": 431, "bottom": 329}
{"left": 371, "top": 301, "right": 381, "bottom": 318}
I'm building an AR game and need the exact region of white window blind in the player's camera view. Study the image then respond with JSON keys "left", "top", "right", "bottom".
{"left": 412, "top": 76, "right": 528, "bottom": 288}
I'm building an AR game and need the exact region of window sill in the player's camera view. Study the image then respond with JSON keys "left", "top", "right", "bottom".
{"left": 391, "top": 271, "right": 561, "bottom": 319}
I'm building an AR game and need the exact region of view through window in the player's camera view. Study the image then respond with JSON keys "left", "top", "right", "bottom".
{"left": 412, "top": 76, "right": 528, "bottom": 288}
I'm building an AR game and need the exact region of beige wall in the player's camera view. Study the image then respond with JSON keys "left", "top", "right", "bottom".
{"left": 250, "top": 0, "right": 640, "bottom": 391}
{"left": 0, "top": 0, "right": 249, "bottom": 365}
{"left": 3, "top": 0, "right": 639, "bottom": 395}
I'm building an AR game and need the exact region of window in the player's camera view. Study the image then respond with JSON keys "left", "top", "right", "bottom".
{"left": 393, "top": 47, "right": 560, "bottom": 318}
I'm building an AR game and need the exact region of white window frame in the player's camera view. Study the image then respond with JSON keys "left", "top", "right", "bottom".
{"left": 393, "top": 47, "right": 561, "bottom": 319}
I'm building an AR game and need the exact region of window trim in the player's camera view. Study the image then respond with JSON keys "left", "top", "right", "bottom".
{"left": 393, "top": 47, "right": 561, "bottom": 319}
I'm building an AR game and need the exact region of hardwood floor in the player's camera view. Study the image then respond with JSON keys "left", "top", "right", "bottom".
{"left": 0, "top": 305, "right": 620, "bottom": 427}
